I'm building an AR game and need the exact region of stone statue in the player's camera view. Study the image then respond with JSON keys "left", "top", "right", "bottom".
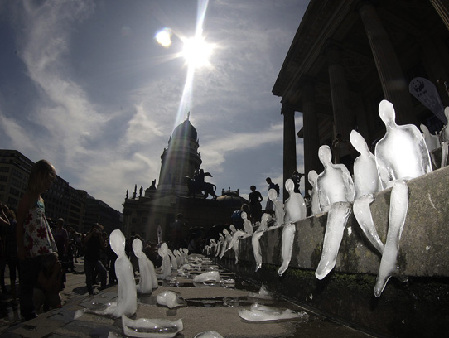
{"left": 186, "top": 169, "right": 216, "bottom": 199}
{"left": 315, "top": 145, "right": 354, "bottom": 280}
{"left": 106, "top": 229, "right": 137, "bottom": 317}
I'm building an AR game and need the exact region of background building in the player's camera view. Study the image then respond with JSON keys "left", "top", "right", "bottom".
{"left": 123, "top": 115, "right": 247, "bottom": 247}
{"left": 273, "top": 0, "right": 449, "bottom": 195}
{"left": 0, "top": 149, "right": 122, "bottom": 233}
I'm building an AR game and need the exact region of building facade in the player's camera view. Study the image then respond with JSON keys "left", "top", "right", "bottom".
{"left": 273, "top": 0, "right": 449, "bottom": 194}
{"left": 0, "top": 149, "right": 121, "bottom": 233}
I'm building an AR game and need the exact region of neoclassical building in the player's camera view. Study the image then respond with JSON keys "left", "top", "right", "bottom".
{"left": 273, "top": 0, "right": 449, "bottom": 193}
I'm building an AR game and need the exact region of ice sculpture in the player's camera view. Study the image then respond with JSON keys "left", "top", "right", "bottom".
{"left": 441, "top": 107, "right": 449, "bottom": 167}
{"left": 375, "top": 100, "right": 432, "bottom": 186}
{"left": 158, "top": 243, "right": 171, "bottom": 280}
{"left": 350, "top": 130, "right": 384, "bottom": 255}
{"left": 192, "top": 271, "right": 220, "bottom": 283}
{"left": 252, "top": 214, "right": 271, "bottom": 272}
{"left": 215, "top": 234, "right": 224, "bottom": 258}
{"left": 241, "top": 212, "right": 254, "bottom": 236}
{"left": 194, "top": 331, "right": 224, "bottom": 338}
{"left": 373, "top": 100, "right": 432, "bottom": 297}
{"left": 105, "top": 229, "right": 137, "bottom": 317}
{"left": 315, "top": 202, "right": 352, "bottom": 279}
{"left": 374, "top": 180, "right": 408, "bottom": 297}
{"left": 248, "top": 285, "right": 272, "bottom": 299}
{"left": 167, "top": 249, "right": 177, "bottom": 270}
{"left": 267, "top": 188, "right": 284, "bottom": 229}
{"left": 420, "top": 124, "right": 440, "bottom": 168}
{"left": 174, "top": 249, "right": 182, "bottom": 267}
{"left": 219, "top": 229, "right": 232, "bottom": 259}
{"left": 307, "top": 170, "right": 321, "bottom": 216}
{"left": 239, "top": 303, "right": 307, "bottom": 322}
{"left": 229, "top": 230, "right": 246, "bottom": 264}
{"left": 133, "top": 238, "right": 157, "bottom": 293}
{"left": 156, "top": 291, "right": 185, "bottom": 308}
{"left": 278, "top": 179, "right": 307, "bottom": 276}
{"left": 122, "top": 315, "right": 183, "bottom": 338}
{"left": 315, "top": 145, "right": 354, "bottom": 280}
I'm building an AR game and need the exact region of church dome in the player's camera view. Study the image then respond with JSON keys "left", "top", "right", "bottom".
{"left": 171, "top": 114, "right": 197, "bottom": 141}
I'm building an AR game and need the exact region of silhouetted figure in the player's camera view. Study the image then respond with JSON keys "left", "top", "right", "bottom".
{"left": 249, "top": 186, "right": 263, "bottom": 223}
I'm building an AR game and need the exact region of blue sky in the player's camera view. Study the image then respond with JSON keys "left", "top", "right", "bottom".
{"left": 0, "top": 0, "right": 307, "bottom": 211}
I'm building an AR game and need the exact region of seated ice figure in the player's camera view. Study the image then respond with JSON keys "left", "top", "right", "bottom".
{"left": 307, "top": 170, "right": 321, "bottom": 216}
{"left": 266, "top": 188, "right": 284, "bottom": 229}
{"left": 133, "top": 238, "right": 157, "bottom": 293}
{"left": 252, "top": 213, "right": 272, "bottom": 272}
{"left": 241, "top": 212, "right": 254, "bottom": 236}
{"left": 278, "top": 179, "right": 307, "bottom": 276}
{"left": 219, "top": 229, "right": 232, "bottom": 259}
{"left": 441, "top": 107, "right": 449, "bottom": 167}
{"left": 350, "top": 130, "right": 384, "bottom": 255}
{"left": 420, "top": 124, "right": 440, "bottom": 168}
{"left": 105, "top": 229, "right": 137, "bottom": 317}
{"left": 373, "top": 99, "right": 432, "bottom": 297}
{"left": 315, "top": 145, "right": 354, "bottom": 280}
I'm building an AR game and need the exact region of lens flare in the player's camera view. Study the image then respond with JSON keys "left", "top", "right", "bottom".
{"left": 156, "top": 28, "right": 172, "bottom": 47}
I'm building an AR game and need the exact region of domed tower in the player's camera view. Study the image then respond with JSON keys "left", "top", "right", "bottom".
{"left": 157, "top": 113, "right": 202, "bottom": 195}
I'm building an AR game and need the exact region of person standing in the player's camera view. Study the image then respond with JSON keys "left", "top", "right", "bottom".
{"left": 52, "top": 218, "right": 69, "bottom": 272}
{"left": 249, "top": 186, "right": 263, "bottom": 223}
{"left": 84, "top": 223, "right": 107, "bottom": 295}
{"left": 16, "top": 159, "right": 60, "bottom": 320}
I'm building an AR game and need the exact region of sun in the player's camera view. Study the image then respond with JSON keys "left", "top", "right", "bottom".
{"left": 180, "top": 35, "right": 213, "bottom": 69}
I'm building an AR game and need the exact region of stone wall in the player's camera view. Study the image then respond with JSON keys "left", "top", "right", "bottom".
{"left": 219, "top": 166, "right": 449, "bottom": 337}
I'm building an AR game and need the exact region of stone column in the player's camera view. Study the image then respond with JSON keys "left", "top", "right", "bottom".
{"left": 300, "top": 81, "right": 321, "bottom": 195}
{"left": 282, "top": 103, "right": 297, "bottom": 202}
{"left": 326, "top": 43, "right": 353, "bottom": 162}
{"left": 358, "top": 0, "right": 415, "bottom": 125}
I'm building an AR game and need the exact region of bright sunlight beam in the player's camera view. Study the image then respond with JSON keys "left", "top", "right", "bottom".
{"left": 180, "top": 35, "right": 213, "bottom": 69}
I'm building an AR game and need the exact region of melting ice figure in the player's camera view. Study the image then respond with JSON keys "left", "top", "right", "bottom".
{"left": 122, "top": 315, "right": 183, "bottom": 338}
{"left": 229, "top": 230, "right": 246, "bottom": 264}
{"left": 252, "top": 213, "right": 271, "bottom": 272}
{"left": 307, "top": 170, "right": 321, "bottom": 216}
{"left": 373, "top": 100, "right": 432, "bottom": 296}
{"left": 441, "top": 107, "right": 449, "bottom": 167}
{"left": 350, "top": 130, "right": 385, "bottom": 255}
{"left": 278, "top": 179, "right": 307, "bottom": 276}
{"left": 133, "top": 238, "right": 157, "bottom": 293}
{"left": 105, "top": 229, "right": 137, "bottom": 317}
{"left": 239, "top": 303, "right": 308, "bottom": 322}
{"left": 192, "top": 271, "right": 220, "bottom": 283}
{"left": 315, "top": 145, "right": 354, "bottom": 280}
{"left": 156, "top": 290, "right": 186, "bottom": 308}
{"left": 267, "top": 188, "right": 284, "bottom": 229}
{"left": 158, "top": 243, "right": 172, "bottom": 280}
{"left": 242, "top": 212, "right": 254, "bottom": 236}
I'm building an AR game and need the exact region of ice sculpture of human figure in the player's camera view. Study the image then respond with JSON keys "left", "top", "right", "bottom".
{"left": 373, "top": 99, "right": 432, "bottom": 297}
{"left": 133, "top": 238, "right": 157, "bottom": 293}
{"left": 350, "top": 130, "right": 384, "bottom": 255}
{"left": 158, "top": 243, "right": 171, "bottom": 280}
{"left": 106, "top": 229, "right": 137, "bottom": 317}
{"left": 241, "top": 212, "right": 253, "bottom": 236}
{"left": 267, "top": 188, "right": 284, "bottom": 229}
{"left": 420, "top": 124, "right": 440, "bottom": 168}
{"left": 219, "top": 229, "right": 232, "bottom": 259}
{"left": 315, "top": 145, "right": 354, "bottom": 280}
{"left": 278, "top": 179, "right": 307, "bottom": 276}
{"left": 307, "top": 170, "right": 321, "bottom": 216}
{"left": 252, "top": 213, "right": 272, "bottom": 272}
{"left": 441, "top": 107, "right": 449, "bottom": 167}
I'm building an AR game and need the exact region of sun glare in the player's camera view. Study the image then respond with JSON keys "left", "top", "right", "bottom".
{"left": 180, "top": 35, "right": 213, "bottom": 69}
